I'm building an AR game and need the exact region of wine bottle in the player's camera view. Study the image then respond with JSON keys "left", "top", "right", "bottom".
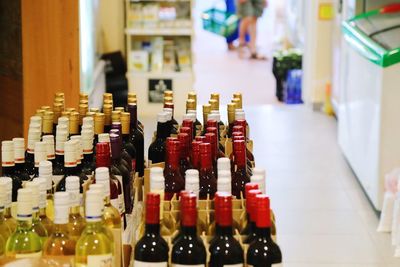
{"left": 185, "top": 169, "right": 200, "bottom": 198}
{"left": 25, "top": 181, "right": 48, "bottom": 243}
{"left": 120, "top": 111, "right": 137, "bottom": 173}
{"left": 232, "top": 140, "right": 250, "bottom": 199}
{"left": 134, "top": 192, "right": 169, "bottom": 266}
{"left": 58, "top": 116, "right": 70, "bottom": 138}
{"left": 210, "top": 93, "right": 225, "bottom": 136}
{"left": 164, "top": 107, "right": 178, "bottom": 136}
{"left": 206, "top": 118, "right": 225, "bottom": 154}
{"left": 128, "top": 104, "right": 145, "bottom": 176}
{"left": 42, "top": 135, "right": 56, "bottom": 166}
{"left": 56, "top": 140, "right": 87, "bottom": 193}
{"left": 217, "top": 170, "right": 232, "bottom": 194}
{"left": 164, "top": 139, "right": 185, "bottom": 200}
{"left": 205, "top": 132, "right": 218, "bottom": 172}
{"left": 70, "top": 135, "right": 85, "bottom": 177}
{"left": 251, "top": 168, "right": 266, "bottom": 194}
{"left": 93, "top": 113, "right": 105, "bottom": 147}
{"left": 66, "top": 176, "right": 86, "bottom": 241}
{"left": 53, "top": 103, "right": 63, "bottom": 135}
{"left": 0, "top": 178, "right": 17, "bottom": 233}
{"left": 201, "top": 104, "right": 211, "bottom": 135}
{"left": 217, "top": 157, "right": 231, "bottom": 176}
{"left": 231, "top": 133, "right": 253, "bottom": 176}
{"left": 235, "top": 119, "right": 254, "bottom": 164}
{"left": 42, "top": 191, "right": 76, "bottom": 257}
{"left": 34, "top": 141, "right": 48, "bottom": 177}
{"left": 0, "top": 183, "right": 12, "bottom": 243}
{"left": 209, "top": 193, "right": 244, "bottom": 266}
{"left": 42, "top": 111, "right": 54, "bottom": 136}
{"left": 240, "top": 183, "right": 259, "bottom": 235}
{"left": 148, "top": 112, "right": 170, "bottom": 164}
{"left": 199, "top": 143, "right": 217, "bottom": 199}
{"left": 186, "top": 99, "right": 202, "bottom": 137}
{"left": 25, "top": 127, "right": 41, "bottom": 177}
{"left": 75, "top": 190, "right": 114, "bottom": 266}
{"left": 227, "top": 103, "right": 236, "bottom": 138}
{"left": 180, "top": 126, "right": 193, "bottom": 147}
{"left": 191, "top": 141, "right": 201, "bottom": 170}
{"left": 172, "top": 192, "right": 206, "bottom": 266}
{"left": 103, "top": 103, "right": 113, "bottom": 133}
{"left": 5, "top": 188, "right": 42, "bottom": 258}
{"left": 2, "top": 140, "right": 22, "bottom": 202}
{"left": 126, "top": 93, "right": 144, "bottom": 133}
{"left": 38, "top": 160, "right": 55, "bottom": 220}
{"left": 53, "top": 125, "right": 68, "bottom": 187}
{"left": 164, "top": 100, "right": 179, "bottom": 134}
{"left": 110, "top": 126, "right": 133, "bottom": 174}
{"left": 178, "top": 132, "right": 192, "bottom": 177}
{"left": 81, "top": 129, "right": 96, "bottom": 179}
{"left": 243, "top": 189, "right": 262, "bottom": 244}
{"left": 182, "top": 117, "right": 195, "bottom": 140}
{"left": 247, "top": 195, "right": 282, "bottom": 267}
{"left": 207, "top": 127, "right": 224, "bottom": 159}
{"left": 33, "top": 178, "right": 54, "bottom": 236}
{"left": 12, "top": 138, "right": 31, "bottom": 182}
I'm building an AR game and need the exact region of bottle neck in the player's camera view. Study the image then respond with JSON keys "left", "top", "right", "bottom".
{"left": 2, "top": 166, "right": 15, "bottom": 176}
{"left": 86, "top": 220, "right": 104, "bottom": 231}
{"left": 53, "top": 223, "right": 69, "bottom": 233}
{"left": 55, "top": 154, "right": 64, "bottom": 163}
{"left": 166, "top": 151, "right": 180, "bottom": 169}
{"left": 145, "top": 223, "right": 160, "bottom": 235}
{"left": 82, "top": 153, "right": 93, "bottom": 164}
{"left": 181, "top": 225, "right": 197, "bottom": 236}
{"left": 17, "top": 219, "right": 33, "bottom": 230}
{"left": 216, "top": 225, "right": 233, "bottom": 236}
{"left": 200, "top": 153, "right": 212, "bottom": 170}
{"left": 4, "top": 207, "right": 12, "bottom": 218}
{"left": 156, "top": 122, "right": 169, "bottom": 139}
{"left": 70, "top": 205, "right": 81, "bottom": 215}
{"left": 39, "top": 207, "right": 47, "bottom": 217}
{"left": 255, "top": 227, "right": 271, "bottom": 238}
{"left": 64, "top": 166, "right": 78, "bottom": 176}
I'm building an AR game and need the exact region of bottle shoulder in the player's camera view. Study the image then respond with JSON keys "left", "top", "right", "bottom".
{"left": 135, "top": 234, "right": 169, "bottom": 259}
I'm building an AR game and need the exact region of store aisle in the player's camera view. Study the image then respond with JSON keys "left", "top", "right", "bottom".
{"left": 247, "top": 105, "right": 400, "bottom": 266}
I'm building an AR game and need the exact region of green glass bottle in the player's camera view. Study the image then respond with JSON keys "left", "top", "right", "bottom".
{"left": 0, "top": 177, "right": 17, "bottom": 233}
{"left": 25, "top": 181, "right": 48, "bottom": 244}
{"left": 66, "top": 176, "right": 86, "bottom": 242}
{"left": 42, "top": 191, "right": 76, "bottom": 257}
{"left": 33, "top": 177, "right": 54, "bottom": 236}
{"left": 0, "top": 181, "right": 12, "bottom": 244}
{"left": 75, "top": 190, "right": 114, "bottom": 267}
{"left": 5, "top": 188, "right": 42, "bottom": 258}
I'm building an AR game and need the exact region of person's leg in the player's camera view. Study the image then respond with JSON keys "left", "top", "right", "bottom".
{"left": 239, "top": 17, "right": 250, "bottom": 45}
{"left": 248, "top": 16, "right": 257, "bottom": 54}
{"left": 249, "top": 0, "right": 267, "bottom": 59}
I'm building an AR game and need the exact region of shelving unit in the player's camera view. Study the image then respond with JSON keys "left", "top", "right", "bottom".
{"left": 125, "top": 0, "right": 195, "bottom": 117}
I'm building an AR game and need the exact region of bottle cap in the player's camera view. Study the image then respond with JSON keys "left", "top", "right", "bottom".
{"left": 25, "top": 181, "right": 40, "bottom": 212}
{"left": 181, "top": 193, "right": 197, "bottom": 227}
{"left": 247, "top": 189, "right": 262, "bottom": 222}
{"left": 215, "top": 193, "right": 232, "bottom": 227}
{"left": 96, "top": 142, "right": 111, "bottom": 167}
{"left": 17, "top": 188, "right": 33, "bottom": 221}
{"left": 0, "top": 178, "right": 12, "bottom": 208}
{"left": 206, "top": 127, "right": 218, "bottom": 136}
{"left": 58, "top": 116, "right": 69, "bottom": 128}
{"left": 95, "top": 167, "right": 110, "bottom": 197}
{"left": 34, "top": 142, "right": 47, "bottom": 167}
{"left": 185, "top": 169, "right": 199, "bottom": 197}
{"left": 82, "top": 116, "right": 94, "bottom": 127}
{"left": 199, "top": 142, "right": 211, "bottom": 154}
{"left": 235, "top": 110, "right": 246, "bottom": 120}
{"left": 150, "top": 167, "right": 165, "bottom": 192}
{"left": 166, "top": 137, "right": 179, "bottom": 152}
{"left": 110, "top": 133, "right": 121, "bottom": 160}
{"left": 250, "top": 174, "right": 265, "bottom": 194}
{"left": 245, "top": 183, "right": 259, "bottom": 198}
{"left": 178, "top": 132, "right": 190, "bottom": 149}
{"left": 111, "top": 124, "right": 122, "bottom": 135}
{"left": 111, "top": 110, "right": 121, "bottom": 123}
{"left": 53, "top": 192, "right": 70, "bottom": 224}
{"left": 217, "top": 158, "right": 231, "bottom": 173}
{"left": 85, "top": 190, "right": 103, "bottom": 221}
{"left": 12, "top": 137, "right": 25, "bottom": 163}
{"left": 187, "top": 109, "right": 197, "bottom": 116}
{"left": 206, "top": 119, "right": 218, "bottom": 129}
{"left": 195, "top": 136, "right": 206, "bottom": 143}
{"left": 232, "top": 134, "right": 245, "bottom": 142}
{"left": 232, "top": 98, "right": 242, "bottom": 109}
{"left": 94, "top": 113, "right": 105, "bottom": 134}
{"left": 180, "top": 126, "right": 192, "bottom": 138}
{"left": 42, "top": 135, "right": 55, "bottom": 160}
{"left": 30, "top": 115, "right": 42, "bottom": 125}
{"left": 163, "top": 108, "right": 172, "bottom": 120}
{"left": 235, "top": 120, "right": 247, "bottom": 137}
{"left": 89, "top": 183, "right": 105, "bottom": 198}
{"left": 217, "top": 177, "right": 231, "bottom": 194}
{"left": 32, "top": 178, "right": 47, "bottom": 208}
{"left": 66, "top": 176, "right": 80, "bottom": 207}
{"left": 70, "top": 136, "right": 83, "bottom": 161}
{"left": 156, "top": 112, "right": 168, "bottom": 123}
{"left": 98, "top": 133, "right": 110, "bottom": 143}
{"left": 81, "top": 130, "right": 94, "bottom": 154}
{"left": 255, "top": 195, "right": 271, "bottom": 228}
{"left": 232, "top": 125, "right": 245, "bottom": 135}
{"left": 64, "top": 141, "right": 77, "bottom": 167}
{"left": 2, "top": 140, "right": 15, "bottom": 167}
{"left": 145, "top": 192, "right": 161, "bottom": 224}
{"left": 205, "top": 133, "right": 217, "bottom": 158}
{"left": 209, "top": 99, "right": 219, "bottom": 111}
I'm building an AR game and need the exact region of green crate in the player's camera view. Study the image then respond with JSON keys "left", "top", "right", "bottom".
{"left": 202, "top": 8, "right": 239, "bottom": 38}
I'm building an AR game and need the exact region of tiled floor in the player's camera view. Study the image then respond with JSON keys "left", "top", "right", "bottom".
{"left": 143, "top": 1, "right": 400, "bottom": 266}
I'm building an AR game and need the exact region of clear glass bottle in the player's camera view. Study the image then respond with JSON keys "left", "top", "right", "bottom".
{"left": 0, "top": 182, "right": 12, "bottom": 243}
{"left": 42, "top": 191, "right": 76, "bottom": 257}
{"left": 39, "top": 160, "right": 55, "bottom": 221}
{"left": 5, "top": 188, "right": 42, "bottom": 258}
{"left": 66, "top": 176, "right": 86, "bottom": 242}
{"left": 2, "top": 140, "right": 22, "bottom": 202}
{"left": 25, "top": 181, "right": 48, "bottom": 244}
{"left": 0, "top": 177, "right": 17, "bottom": 232}
{"left": 75, "top": 190, "right": 114, "bottom": 267}
{"left": 33, "top": 177, "right": 54, "bottom": 236}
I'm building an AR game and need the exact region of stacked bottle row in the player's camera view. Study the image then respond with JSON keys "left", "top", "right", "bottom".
{"left": 148, "top": 91, "right": 255, "bottom": 200}
{"left": 133, "top": 189, "right": 282, "bottom": 267}
{"left": 0, "top": 167, "right": 125, "bottom": 266}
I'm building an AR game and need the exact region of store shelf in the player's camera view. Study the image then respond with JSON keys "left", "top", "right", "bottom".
{"left": 125, "top": 27, "right": 193, "bottom": 36}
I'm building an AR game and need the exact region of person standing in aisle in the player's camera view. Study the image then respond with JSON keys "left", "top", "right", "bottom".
{"left": 225, "top": 0, "right": 239, "bottom": 50}
{"left": 237, "top": 0, "right": 267, "bottom": 60}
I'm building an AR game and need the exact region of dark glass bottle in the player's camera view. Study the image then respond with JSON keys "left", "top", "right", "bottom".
{"left": 186, "top": 98, "right": 202, "bottom": 137}
{"left": 110, "top": 133, "right": 133, "bottom": 215}
{"left": 93, "top": 113, "right": 105, "bottom": 149}
{"left": 148, "top": 112, "right": 169, "bottom": 164}
{"left": 191, "top": 141, "right": 201, "bottom": 170}
{"left": 164, "top": 102, "right": 179, "bottom": 135}
{"left": 205, "top": 133, "right": 218, "bottom": 173}
{"left": 177, "top": 133, "right": 192, "bottom": 177}
{"left": 172, "top": 193, "right": 206, "bottom": 266}
{"left": 164, "top": 140, "right": 185, "bottom": 200}
{"left": 235, "top": 119, "right": 255, "bottom": 163}
{"left": 120, "top": 112, "right": 137, "bottom": 173}
{"left": 247, "top": 195, "right": 282, "bottom": 267}
{"left": 127, "top": 104, "right": 144, "bottom": 176}
{"left": 198, "top": 143, "right": 217, "bottom": 200}
{"left": 55, "top": 140, "right": 87, "bottom": 193}
{"left": 231, "top": 134, "right": 253, "bottom": 177}
{"left": 33, "top": 141, "right": 48, "bottom": 177}
{"left": 243, "top": 189, "right": 262, "bottom": 244}
{"left": 81, "top": 129, "right": 96, "bottom": 179}
{"left": 134, "top": 193, "right": 169, "bottom": 265}
{"left": 25, "top": 130, "right": 40, "bottom": 177}
{"left": 206, "top": 120, "right": 225, "bottom": 154}
{"left": 232, "top": 140, "right": 250, "bottom": 199}
{"left": 53, "top": 128, "right": 67, "bottom": 186}
{"left": 42, "top": 135, "right": 56, "bottom": 167}
{"left": 207, "top": 127, "right": 225, "bottom": 159}
{"left": 110, "top": 127, "right": 132, "bottom": 174}
{"left": 240, "top": 183, "right": 259, "bottom": 235}
{"left": 2, "top": 141, "right": 22, "bottom": 202}
{"left": 209, "top": 193, "right": 244, "bottom": 267}
{"left": 12, "top": 138, "right": 31, "bottom": 182}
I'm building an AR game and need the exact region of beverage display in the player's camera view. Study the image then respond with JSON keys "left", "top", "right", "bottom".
{"left": 164, "top": 139, "right": 185, "bottom": 200}
{"left": 66, "top": 176, "right": 86, "bottom": 242}
{"left": 25, "top": 181, "right": 48, "bottom": 243}
{"left": 12, "top": 138, "right": 31, "bottom": 183}
{"left": 2, "top": 140, "right": 22, "bottom": 202}
{"left": 0, "top": 178, "right": 17, "bottom": 233}
{"left": 199, "top": 143, "right": 217, "bottom": 199}
{"left": 33, "top": 178, "right": 54, "bottom": 236}
{"left": 148, "top": 112, "right": 169, "bottom": 164}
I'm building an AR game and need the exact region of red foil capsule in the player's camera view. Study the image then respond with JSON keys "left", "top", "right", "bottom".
{"left": 145, "top": 192, "right": 161, "bottom": 224}
{"left": 255, "top": 194, "right": 271, "bottom": 228}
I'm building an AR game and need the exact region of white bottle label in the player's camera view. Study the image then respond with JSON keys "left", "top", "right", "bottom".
{"left": 134, "top": 261, "right": 168, "bottom": 267}
{"left": 15, "top": 251, "right": 42, "bottom": 259}
{"left": 87, "top": 253, "right": 113, "bottom": 267}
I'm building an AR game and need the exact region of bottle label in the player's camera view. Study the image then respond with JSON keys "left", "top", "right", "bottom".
{"left": 115, "top": 175, "right": 126, "bottom": 213}
{"left": 134, "top": 261, "right": 168, "bottom": 267}
{"left": 87, "top": 253, "right": 113, "bottom": 267}
{"left": 53, "top": 175, "right": 64, "bottom": 188}
{"left": 15, "top": 251, "right": 42, "bottom": 259}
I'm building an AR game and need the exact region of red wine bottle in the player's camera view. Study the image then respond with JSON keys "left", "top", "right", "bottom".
{"left": 191, "top": 141, "right": 201, "bottom": 170}
{"left": 206, "top": 126, "right": 225, "bottom": 158}
{"left": 206, "top": 119, "right": 225, "bottom": 154}
{"left": 232, "top": 140, "right": 250, "bottom": 199}
{"left": 172, "top": 193, "right": 206, "bottom": 265}
{"left": 243, "top": 189, "right": 262, "bottom": 244}
{"left": 177, "top": 133, "right": 192, "bottom": 177}
{"left": 127, "top": 104, "right": 144, "bottom": 176}
{"left": 209, "top": 193, "right": 244, "bottom": 266}
{"left": 205, "top": 133, "right": 218, "bottom": 173}
{"left": 231, "top": 134, "right": 253, "bottom": 177}
{"left": 148, "top": 112, "right": 170, "bottom": 164}
{"left": 235, "top": 119, "right": 254, "bottom": 163}
{"left": 247, "top": 195, "right": 282, "bottom": 267}
{"left": 2, "top": 141, "right": 22, "bottom": 202}
{"left": 182, "top": 118, "right": 195, "bottom": 140}
{"left": 179, "top": 127, "right": 192, "bottom": 150}
{"left": 120, "top": 112, "right": 137, "bottom": 173}
{"left": 164, "top": 140, "right": 185, "bottom": 200}
{"left": 240, "top": 183, "right": 259, "bottom": 235}
{"left": 134, "top": 193, "right": 169, "bottom": 266}
{"left": 198, "top": 143, "right": 217, "bottom": 199}
{"left": 110, "top": 127, "right": 133, "bottom": 174}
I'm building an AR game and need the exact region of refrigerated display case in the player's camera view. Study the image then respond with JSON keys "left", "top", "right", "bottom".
{"left": 338, "top": 3, "right": 400, "bottom": 210}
